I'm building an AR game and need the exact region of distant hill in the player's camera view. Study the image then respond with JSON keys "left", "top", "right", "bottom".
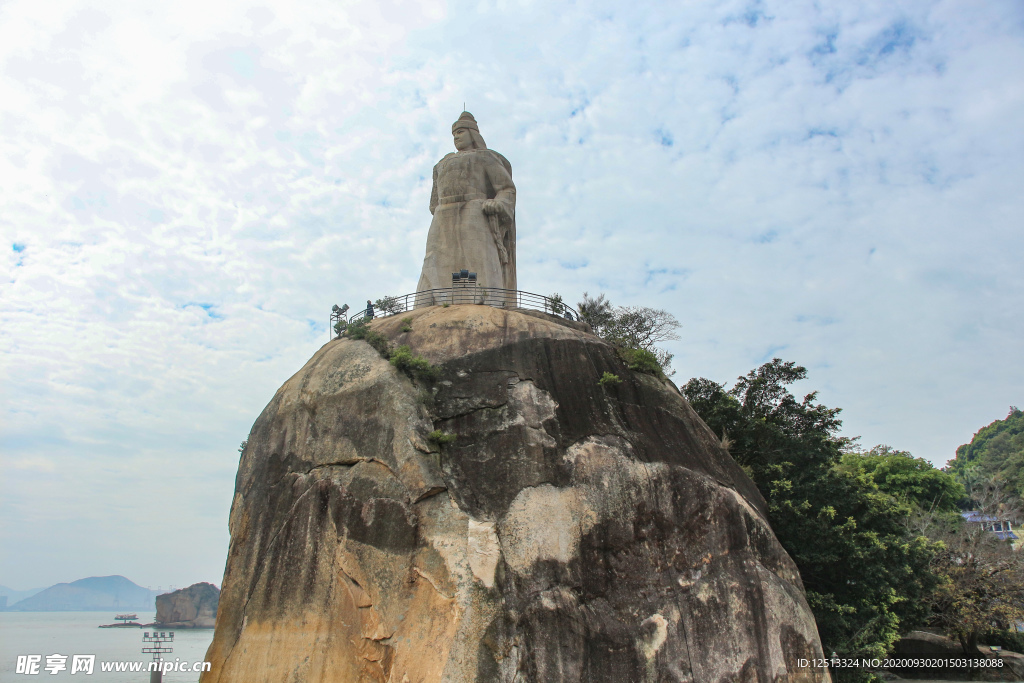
{"left": 948, "top": 407, "right": 1024, "bottom": 500}
{"left": 6, "top": 576, "right": 159, "bottom": 612}
{"left": 0, "top": 584, "right": 46, "bottom": 608}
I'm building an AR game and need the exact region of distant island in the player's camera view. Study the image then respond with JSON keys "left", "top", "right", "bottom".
{"left": 2, "top": 575, "right": 160, "bottom": 611}
{"left": 153, "top": 582, "right": 219, "bottom": 628}
{"left": 0, "top": 584, "right": 46, "bottom": 607}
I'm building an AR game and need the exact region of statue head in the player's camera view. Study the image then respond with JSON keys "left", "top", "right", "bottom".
{"left": 452, "top": 111, "right": 487, "bottom": 151}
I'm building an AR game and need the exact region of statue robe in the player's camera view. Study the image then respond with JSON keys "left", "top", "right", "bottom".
{"left": 416, "top": 148, "right": 516, "bottom": 300}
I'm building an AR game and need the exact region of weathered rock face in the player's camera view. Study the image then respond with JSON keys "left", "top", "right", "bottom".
{"left": 156, "top": 582, "right": 219, "bottom": 628}
{"left": 203, "top": 306, "right": 829, "bottom": 683}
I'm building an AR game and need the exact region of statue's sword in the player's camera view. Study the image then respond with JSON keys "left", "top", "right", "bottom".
{"left": 488, "top": 211, "right": 509, "bottom": 267}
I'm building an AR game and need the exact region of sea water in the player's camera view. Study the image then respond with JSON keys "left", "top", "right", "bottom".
{"left": 0, "top": 612, "right": 213, "bottom": 683}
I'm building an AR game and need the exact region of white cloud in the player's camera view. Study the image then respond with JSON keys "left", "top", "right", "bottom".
{"left": 8, "top": 457, "right": 57, "bottom": 472}
{"left": 1, "top": 0, "right": 1022, "bottom": 588}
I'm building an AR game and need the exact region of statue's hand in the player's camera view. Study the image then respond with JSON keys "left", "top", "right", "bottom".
{"left": 482, "top": 200, "right": 503, "bottom": 217}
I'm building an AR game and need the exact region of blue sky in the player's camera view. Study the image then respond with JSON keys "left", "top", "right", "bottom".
{"left": 1, "top": 0, "right": 1022, "bottom": 590}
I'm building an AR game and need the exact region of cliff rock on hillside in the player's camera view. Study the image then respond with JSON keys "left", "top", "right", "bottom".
{"left": 155, "top": 582, "right": 219, "bottom": 628}
{"left": 203, "top": 305, "right": 830, "bottom": 683}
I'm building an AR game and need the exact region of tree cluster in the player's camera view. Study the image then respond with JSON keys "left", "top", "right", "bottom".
{"left": 684, "top": 359, "right": 1024, "bottom": 672}
{"left": 837, "top": 446, "right": 965, "bottom": 513}
{"left": 683, "top": 360, "right": 941, "bottom": 661}
{"left": 577, "top": 292, "right": 680, "bottom": 373}
{"left": 947, "top": 407, "right": 1024, "bottom": 502}
{"left": 910, "top": 483, "right": 1024, "bottom": 654}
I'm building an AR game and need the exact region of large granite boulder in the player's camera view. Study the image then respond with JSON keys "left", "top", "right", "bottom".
{"left": 155, "top": 582, "right": 219, "bottom": 628}
{"left": 202, "top": 306, "right": 829, "bottom": 682}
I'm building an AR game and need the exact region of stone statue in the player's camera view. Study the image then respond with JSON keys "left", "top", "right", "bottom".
{"left": 416, "top": 112, "right": 516, "bottom": 302}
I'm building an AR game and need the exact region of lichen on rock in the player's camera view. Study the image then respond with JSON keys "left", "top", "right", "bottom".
{"left": 202, "top": 305, "right": 830, "bottom": 683}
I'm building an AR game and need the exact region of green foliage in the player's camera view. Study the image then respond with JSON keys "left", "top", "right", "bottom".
{"left": 831, "top": 669, "right": 885, "bottom": 683}
{"left": 577, "top": 292, "right": 615, "bottom": 333}
{"left": 547, "top": 293, "right": 565, "bottom": 315}
{"left": 389, "top": 345, "right": 439, "bottom": 382}
{"left": 346, "top": 320, "right": 393, "bottom": 358}
{"left": 347, "top": 320, "right": 438, "bottom": 383}
{"left": 682, "top": 359, "right": 940, "bottom": 658}
{"left": 427, "top": 429, "right": 457, "bottom": 445}
{"left": 375, "top": 295, "right": 403, "bottom": 316}
{"left": 616, "top": 347, "right": 663, "bottom": 376}
{"left": 238, "top": 439, "right": 248, "bottom": 454}
{"left": 838, "top": 446, "right": 966, "bottom": 513}
{"left": 578, "top": 292, "right": 679, "bottom": 375}
{"left": 981, "top": 629, "right": 1024, "bottom": 653}
{"left": 948, "top": 407, "right": 1024, "bottom": 500}
{"left": 400, "top": 317, "right": 413, "bottom": 333}
{"left": 604, "top": 306, "right": 680, "bottom": 354}
{"left": 346, "top": 317, "right": 367, "bottom": 336}
{"left": 598, "top": 371, "right": 622, "bottom": 387}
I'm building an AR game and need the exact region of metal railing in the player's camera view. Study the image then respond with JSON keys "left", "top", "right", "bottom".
{"left": 331, "top": 288, "right": 580, "bottom": 340}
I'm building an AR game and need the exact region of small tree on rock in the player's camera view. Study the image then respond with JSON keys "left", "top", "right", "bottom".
{"left": 578, "top": 292, "right": 680, "bottom": 374}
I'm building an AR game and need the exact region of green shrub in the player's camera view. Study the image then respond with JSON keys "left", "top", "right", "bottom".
{"left": 346, "top": 318, "right": 368, "bottom": 337}
{"left": 616, "top": 347, "right": 662, "bottom": 376}
{"left": 427, "top": 429, "right": 457, "bottom": 445}
{"left": 347, "top": 321, "right": 393, "bottom": 358}
{"left": 981, "top": 630, "right": 1024, "bottom": 653}
{"left": 375, "top": 295, "right": 403, "bottom": 316}
{"left": 368, "top": 331, "right": 392, "bottom": 357}
{"left": 390, "top": 345, "right": 439, "bottom": 382}
{"left": 598, "top": 372, "right": 621, "bottom": 387}
{"left": 400, "top": 317, "right": 413, "bottom": 333}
